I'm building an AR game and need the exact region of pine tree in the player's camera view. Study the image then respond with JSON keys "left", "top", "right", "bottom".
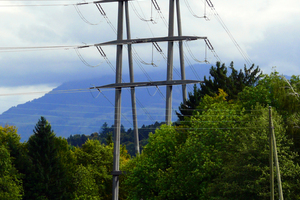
{"left": 24, "top": 116, "right": 68, "bottom": 200}
{"left": 176, "top": 61, "right": 261, "bottom": 121}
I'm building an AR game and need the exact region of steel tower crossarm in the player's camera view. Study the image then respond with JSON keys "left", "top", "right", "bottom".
{"left": 90, "top": 80, "right": 204, "bottom": 89}
{"left": 94, "top": 36, "right": 207, "bottom": 46}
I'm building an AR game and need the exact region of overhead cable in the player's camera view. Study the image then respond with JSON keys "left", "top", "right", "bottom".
{"left": 94, "top": 87, "right": 133, "bottom": 126}
{"left": 73, "top": 4, "right": 102, "bottom": 25}
{"left": 95, "top": 45, "right": 156, "bottom": 122}
{"left": 0, "top": 44, "right": 92, "bottom": 53}
{"left": 184, "top": 0, "right": 207, "bottom": 19}
{"left": 208, "top": 0, "right": 253, "bottom": 66}
{"left": 130, "top": 1, "right": 156, "bottom": 23}
{"left": 204, "top": 38, "right": 221, "bottom": 62}
{"left": 94, "top": 3, "right": 158, "bottom": 82}
{"left": 96, "top": 3, "right": 117, "bottom": 33}
{"left": 0, "top": 0, "right": 93, "bottom": 7}
{"left": 184, "top": 41, "right": 207, "bottom": 63}
{"left": 75, "top": 48, "right": 103, "bottom": 67}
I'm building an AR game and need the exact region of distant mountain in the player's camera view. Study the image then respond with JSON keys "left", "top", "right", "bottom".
{"left": 0, "top": 64, "right": 211, "bottom": 141}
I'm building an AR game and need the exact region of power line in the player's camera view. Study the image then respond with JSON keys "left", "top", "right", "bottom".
{"left": 94, "top": 3, "right": 168, "bottom": 123}
{"left": 0, "top": 82, "right": 199, "bottom": 98}
{"left": 151, "top": 1, "right": 207, "bottom": 81}
{"left": 0, "top": 0, "right": 93, "bottom": 7}
{"left": 184, "top": 41, "right": 207, "bottom": 63}
{"left": 184, "top": 0, "right": 207, "bottom": 19}
{"left": 73, "top": 4, "right": 102, "bottom": 25}
{"left": 0, "top": 100, "right": 172, "bottom": 111}
{"left": 95, "top": 45, "right": 156, "bottom": 123}
{"left": 0, "top": 45, "right": 90, "bottom": 52}
{"left": 75, "top": 48, "right": 103, "bottom": 67}
{"left": 0, "top": 88, "right": 91, "bottom": 97}
{"left": 130, "top": 0, "right": 156, "bottom": 23}
{"left": 0, "top": 0, "right": 80, "bottom": 1}
{"left": 207, "top": 0, "right": 253, "bottom": 66}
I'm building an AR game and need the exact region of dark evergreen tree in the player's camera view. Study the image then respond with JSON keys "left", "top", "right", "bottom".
{"left": 176, "top": 61, "right": 261, "bottom": 121}
{"left": 67, "top": 121, "right": 164, "bottom": 156}
{"left": 106, "top": 133, "right": 113, "bottom": 145}
{"left": 24, "top": 116, "right": 68, "bottom": 200}
{"left": 100, "top": 122, "right": 110, "bottom": 135}
{"left": 66, "top": 134, "right": 87, "bottom": 147}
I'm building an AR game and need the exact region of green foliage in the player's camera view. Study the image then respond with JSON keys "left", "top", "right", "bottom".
{"left": 239, "top": 71, "right": 300, "bottom": 160}
{"left": 67, "top": 134, "right": 88, "bottom": 147}
{"left": 238, "top": 72, "right": 288, "bottom": 110}
{"left": 0, "top": 119, "right": 131, "bottom": 199}
{"left": 74, "top": 139, "right": 113, "bottom": 200}
{"left": 123, "top": 125, "right": 179, "bottom": 200}
{"left": 177, "top": 61, "right": 261, "bottom": 121}
{"left": 189, "top": 102, "right": 299, "bottom": 199}
{"left": 0, "top": 144, "right": 23, "bottom": 200}
{"left": 0, "top": 125, "right": 21, "bottom": 151}
{"left": 124, "top": 92, "right": 300, "bottom": 200}
{"left": 67, "top": 121, "right": 164, "bottom": 156}
{"left": 24, "top": 116, "right": 69, "bottom": 200}
{"left": 72, "top": 165, "right": 100, "bottom": 200}
{"left": 0, "top": 125, "right": 24, "bottom": 199}
{"left": 72, "top": 139, "right": 129, "bottom": 200}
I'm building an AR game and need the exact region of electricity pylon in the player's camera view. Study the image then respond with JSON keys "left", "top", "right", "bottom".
{"left": 90, "top": 1, "right": 206, "bottom": 199}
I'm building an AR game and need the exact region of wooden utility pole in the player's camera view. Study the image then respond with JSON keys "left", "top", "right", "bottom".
{"left": 269, "top": 106, "right": 284, "bottom": 200}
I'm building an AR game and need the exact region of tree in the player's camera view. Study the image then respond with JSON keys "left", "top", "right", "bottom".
{"left": 72, "top": 164, "right": 100, "bottom": 200}
{"left": 0, "top": 125, "right": 29, "bottom": 175}
{"left": 0, "top": 126, "right": 24, "bottom": 200}
{"left": 177, "top": 61, "right": 261, "bottom": 121}
{"left": 73, "top": 139, "right": 130, "bottom": 200}
{"left": 0, "top": 145, "right": 23, "bottom": 200}
{"left": 182, "top": 93, "right": 300, "bottom": 199}
{"left": 24, "top": 116, "right": 68, "bottom": 200}
{"left": 74, "top": 139, "right": 113, "bottom": 199}
{"left": 67, "top": 134, "right": 88, "bottom": 147}
{"left": 124, "top": 91, "right": 300, "bottom": 199}
{"left": 238, "top": 71, "right": 300, "bottom": 161}
{"left": 123, "top": 125, "right": 179, "bottom": 200}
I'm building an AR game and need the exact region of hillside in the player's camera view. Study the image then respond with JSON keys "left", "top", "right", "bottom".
{"left": 0, "top": 64, "right": 211, "bottom": 141}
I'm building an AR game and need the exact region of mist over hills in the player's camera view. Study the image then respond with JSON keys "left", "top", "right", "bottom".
{"left": 0, "top": 64, "right": 211, "bottom": 141}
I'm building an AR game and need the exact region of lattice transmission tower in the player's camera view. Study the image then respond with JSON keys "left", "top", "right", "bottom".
{"left": 91, "top": 1, "right": 207, "bottom": 199}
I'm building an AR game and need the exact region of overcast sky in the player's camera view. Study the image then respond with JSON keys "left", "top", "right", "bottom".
{"left": 0, "top": 0, "right": 299, "bottom": 114}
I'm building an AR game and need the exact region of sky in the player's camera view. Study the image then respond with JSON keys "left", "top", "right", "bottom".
{"left": 0, "top": 0, "right": 299, "bottom": 114}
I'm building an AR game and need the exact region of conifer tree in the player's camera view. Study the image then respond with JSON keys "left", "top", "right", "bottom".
{"left": 24, "top": 116, "right": 68, "bottom": 200}
{"left": 176, "top": 61, "right": 261, "bottom": 121}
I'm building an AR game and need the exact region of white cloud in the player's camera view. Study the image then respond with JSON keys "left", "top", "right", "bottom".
{"left": 0, "top": 84, "right": 57, "bottom": 114}
{"left": 0, "top": 0, "right": 299, "bottom": 111}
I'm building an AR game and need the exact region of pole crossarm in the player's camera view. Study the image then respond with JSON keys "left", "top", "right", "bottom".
{"left": 94, "top": 36, "right": 207, "bottom": 46}
{"left": 90, "top": 80, "right": 203, "bottom": 89}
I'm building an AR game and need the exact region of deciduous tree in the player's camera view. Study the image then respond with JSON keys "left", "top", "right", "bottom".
{"left": 124, "top": 91, "right": 300, "bottom": 199}
{"left": 0, "top": 144, "right": 23, "bottom": 200}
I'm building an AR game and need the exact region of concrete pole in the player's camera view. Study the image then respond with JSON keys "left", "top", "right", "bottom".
{"left": 175, "top": 0, "right": 187, "bottom": 103}
{"left": 269, "top": 107, "right": 284, "bottom": 200}
{"left": 269, "top": 106, "right": 274, "bottom": 200}
{"left": 166, "top": 0, "right": 175, "bottom": 124}
{"left": 125, "top": 1, "right": 140, "bottom": 155}
{"left": 112, "top": 1, "right": 123, "bottom": 199}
